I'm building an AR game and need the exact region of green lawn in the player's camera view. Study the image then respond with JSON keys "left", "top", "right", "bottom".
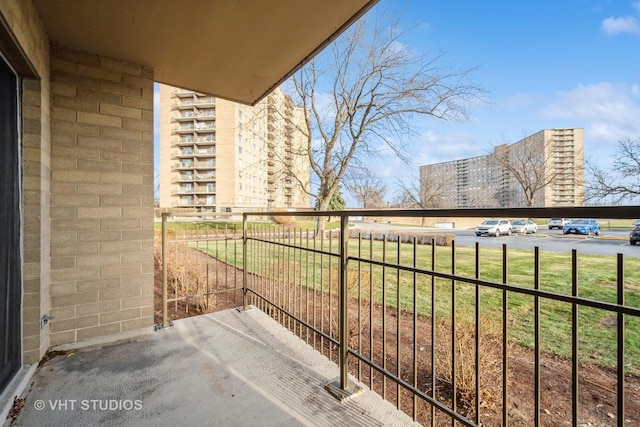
{"left": 193, "top": 236, "right": 640, "bottom": 374}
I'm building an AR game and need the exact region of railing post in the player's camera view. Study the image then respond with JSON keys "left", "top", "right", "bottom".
{"left": 325, "top": 213, "right": 362, "bottom": 401}
{"left": 161, "top": 211, "right": 169, "bottom": 328}
{"left": 339, "top": 214, "right": 349, "bottom": 390}
{"left": 242, "top": 213, "right": 248, "bottom": 310}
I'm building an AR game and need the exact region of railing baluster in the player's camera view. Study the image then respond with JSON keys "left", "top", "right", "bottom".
{"left": 329, "top": 228, "right": 333, "bottom": 362}
{"left": 502, "top": 243, "right": 509, "bottom": 427}
{"left": 475, "top": 242, "right": 480, "bottom": 425}
{"left": 369, "top": 233, "right": 374, "bottom": 391}
{"left": 313, "top": 226, "right": 317, "bottom": 350}
{"left": 431, "top": 237, "right": 436, "bottom": 427}
{"left": 320, "top": 227, "right": 325, "bottom": 357}
{"left": 572, "top": 249, "right": 579, "bottom": 426}
{"left": 617, "top": 253, "right": 625, "bottom": 427}
{"left": 382, "top": 235, "right": 387, "bottom": 399}
{"left": 358, "top": 233, "right": 362, "bottom": 381}
{"left": 534, "top": 246, "right": 540, "bottom": 427}
{"left": 451, "top": 240, "right": 457, "bottom": 427}
{"left": 413, "top": 237, "right": 418, "bottom": 422}
{"left": 306, "top": 229, "right": 310, "bottom": 344}
{"left": 397, "top": 236, "right": 401, "bottom": 410}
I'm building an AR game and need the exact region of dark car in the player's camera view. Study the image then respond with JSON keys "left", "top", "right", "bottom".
{"left": 563, "top": 219, "right": 600, "bottom": 236}
{"left": 630, "top": 219, "right": 640, "bottom": 245}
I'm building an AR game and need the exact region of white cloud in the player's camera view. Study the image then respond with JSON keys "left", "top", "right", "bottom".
{"left": 542, "top": 82, "right": 640, "bottom": 162}
{"left": 601, "top": 16, "right": 640, "bottom": 34}
{"left": 542, "top": 83, "right": 640, "bottom": 135}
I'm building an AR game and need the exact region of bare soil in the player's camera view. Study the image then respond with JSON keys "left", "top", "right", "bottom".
{"left": 154, "top": 245, "right": 640, "bottom": 427}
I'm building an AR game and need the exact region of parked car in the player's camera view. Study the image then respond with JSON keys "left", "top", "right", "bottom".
{"left": 475, "top": 219, "right": 512, "bottom": 237}
{"left": 562, "top": 219, "right": 600, "bottom": 236}
{"left": 630, "top": 219, "right": 640, "bottom": 245}
{"left": 548, "top": 218, "right": 569, "bottom": 229}
{"left": 512, "top": 219, "right": 537, "bottom": 234}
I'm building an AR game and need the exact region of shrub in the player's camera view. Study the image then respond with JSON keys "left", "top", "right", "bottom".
{"left": 345, "top": 229, "right": 455, "bottom": 247}
{"left": 434, "top": 315, "right": 503, "bottom": 419}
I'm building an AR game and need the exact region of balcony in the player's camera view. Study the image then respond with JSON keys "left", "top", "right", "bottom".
{"left": 194, "top": 160, "right": 216, "bottom": 169}
{"left": 172, "top": 150, "right": 194, "bottom": 159}
{"left": 194, "top": 109, "right": 216, "bottom": 118}
{"left": 194, "top": 186, "right": 216, "bottom": 195}
{"left": 173, "top": 89, "right": 195, "bottom": 98}
{"left": 171, "top": 139, "right": 195, "bottom": 147}
{"left": 12, "top": 207, "right": 640, "bottom": 427}
{"left": 172, "top": 162, "right": 195, "bottom": 171}
{"left": 149, "top": 206, "right": 639, "bottom": 426}
{"left": 171, "top": 175, "right": 193, "bottom": 183}
{"left": 195, "top": 97, "right": 216, "bottom": 108}
{"left": 195, "top": 148, "right": 216, "bottom": 156}
{"left": 174, "top": 114, "right": 196, "bottom": 122}
{"left": 173, "top": 125, "right": 195, "bottom": 134}
{"left": 194, "top": 172, "right": 216, "bottom": 181}
{"left": 171, "top": 189, "right": 194, "bottom": 195}
{"left": 193, "top": 121, "right": 215, "bottom": 132}
{"left": 172, "top": 101, "right": 195, "bottom": 110}
{"left": 13, "top": 309, "right": 411, "bottom": 426}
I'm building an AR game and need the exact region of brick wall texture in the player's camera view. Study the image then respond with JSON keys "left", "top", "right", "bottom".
{"left": 49, "top": 47, "right": 155, "bottom": 346}
{"left": 2, "top": 0, "right": 156, "bottom": 365}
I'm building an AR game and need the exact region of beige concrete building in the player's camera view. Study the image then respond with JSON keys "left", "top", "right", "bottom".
{"left": 420, "top": 128, "right": 584, "bottom": 208}
{"left": 0, "top": 0, "right": 376, "bottom": 413}
{"left": 159, "top": 85, "right": 310, "bottom": 211}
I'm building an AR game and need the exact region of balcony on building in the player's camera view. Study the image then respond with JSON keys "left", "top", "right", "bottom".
{"left": 194, "top": 172, "right": 216, "bottom": 182}
{"left": 171, "top": 174, "right": 194, "bottom": 184}
{"left": 194, "top": 147, "right": 216, "bottom": 157}
{"left": 173, "top": 124, "right": 195, "bottom": 134}
{"left": 194, "top": 160, "right": 216, "bottom": 169}
{"left": 195, "top": 96, "right": 216, "bottom": 108}
{"left": 172, "top": 161, "right": 195, "bottom": 171}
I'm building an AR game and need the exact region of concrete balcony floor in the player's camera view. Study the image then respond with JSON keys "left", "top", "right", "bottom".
{"left": 8, "top": 307, "right": 417, "bottom": 426}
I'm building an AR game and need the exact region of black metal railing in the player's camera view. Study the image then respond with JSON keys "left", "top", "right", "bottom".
{"left": 161, "top": 206, "right": 640, "bottom": 426}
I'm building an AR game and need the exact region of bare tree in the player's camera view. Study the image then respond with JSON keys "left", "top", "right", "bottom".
{"left": 343, "top": 164, "right": 387, "bottom": 208}
{"left": 493, "top": 136, "right": 582, "bottom": 207}
{"left": 396, "top": 169, "right": 450, "bottom": 224}
{"left": 585, "top": 137, "right": 640, "bottom": 204}
{"left": 282, "top": 12, "right": 484, "bottom": 232}
{"left": 154, "top": 171, "right": 160, "bottom": 207}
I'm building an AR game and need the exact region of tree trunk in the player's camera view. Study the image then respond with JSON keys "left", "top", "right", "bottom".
{"left": 315, "top": 197, "right": 331, "bottom": 238}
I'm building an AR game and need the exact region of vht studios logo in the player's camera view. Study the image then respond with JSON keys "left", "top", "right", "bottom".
{"left": 34, "top": 399, "right": 142, "bottom": 411}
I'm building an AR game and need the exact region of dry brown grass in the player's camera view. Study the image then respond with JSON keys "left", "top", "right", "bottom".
{"left": 154, "top": 238, "right": 216, "bottom": 313}
{"left": 434, "top": 315, "right": 503, "bottom": 420}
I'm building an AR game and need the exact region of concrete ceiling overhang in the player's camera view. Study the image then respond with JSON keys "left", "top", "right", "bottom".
{"left": 33, "top": 0, "right": 378, "bottom": 105}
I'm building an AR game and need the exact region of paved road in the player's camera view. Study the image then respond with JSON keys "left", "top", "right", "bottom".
{"left": 351, "top": 221, "right": 639, "bottom": 258}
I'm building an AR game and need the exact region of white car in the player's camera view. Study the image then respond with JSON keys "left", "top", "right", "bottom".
{"left": 475, "top": 219, "right": 512, "bottom": 237}
{"left": 512, "top": 219, "right": 537, "bottom": 234}
{"left": 548, "top": 218, "right": 569, "bottom": 230}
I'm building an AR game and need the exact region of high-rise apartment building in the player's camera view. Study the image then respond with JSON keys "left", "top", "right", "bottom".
{"left": 420, "top": 128, "right": 584, "bottom": 208}
{"left": 159, "top": 84, "right": 310, "bottom": 211}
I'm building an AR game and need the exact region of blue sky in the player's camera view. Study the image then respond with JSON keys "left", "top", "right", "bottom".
{"left": 367, "top": 0, "right": 640, "bottom": 194}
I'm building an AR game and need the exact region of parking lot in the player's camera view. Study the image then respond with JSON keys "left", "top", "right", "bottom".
{"left": 449, "top": 228, "right": 637, "bottom": 257}
{"left": 352, "top": 221, "right": 638, "bottom": 257}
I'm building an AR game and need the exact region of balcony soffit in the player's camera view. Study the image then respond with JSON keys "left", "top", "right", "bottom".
{"left": 33, "top": 0, "right": 378, "bottom": 105}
